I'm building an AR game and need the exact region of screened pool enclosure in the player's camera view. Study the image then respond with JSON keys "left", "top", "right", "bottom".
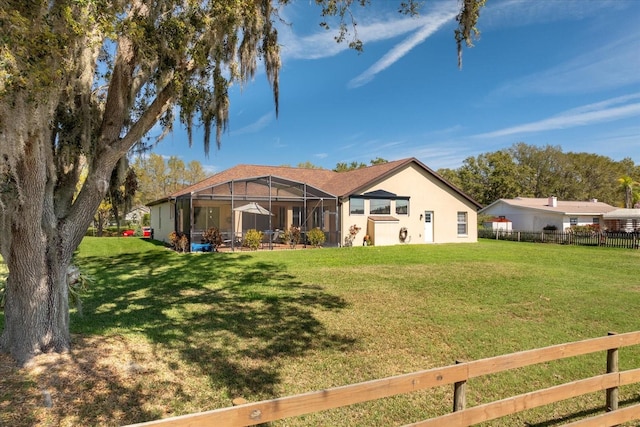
{"left": 171, "top": 175, "right": 339, "bottom": 249}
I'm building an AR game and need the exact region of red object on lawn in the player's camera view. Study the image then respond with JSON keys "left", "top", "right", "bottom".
{"left": 122, "top": 229, "right": 135, "bottom": 237}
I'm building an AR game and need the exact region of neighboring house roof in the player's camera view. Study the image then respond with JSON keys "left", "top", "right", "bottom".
{"left": 148, "top": 157, "right": 482, "bottom": 209}
{"left": 480, "top": 197, "right": 617, "bottom": 215}
{"left": 603, "top": 208, "right": 640, "bottom": 219}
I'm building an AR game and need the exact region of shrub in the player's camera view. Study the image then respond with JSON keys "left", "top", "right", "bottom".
{"left": 203, "top": 227, "right": 223, "bottom": 250}
{"left": 344, "top": 224, "right": 361, "bottom": 247}
{"left": 283, "top": 226, "right": 301, "bottom": 249}
{"left": 571, "top": 224, "right": 601, "bottom": 234}
{"left": 243, "top": 229, "right": 263, "bottom": 250}
{"left": 168, "top": 231, "right": 180, "bottom": 249}
{"left": 178, "top": 234, "right": 189, "bottom": 252}
{"left": 169, "top": 231, "right": 189, "bottom": 252}
{"left": 306, "top": 228, "right": 325, "bottom": 247}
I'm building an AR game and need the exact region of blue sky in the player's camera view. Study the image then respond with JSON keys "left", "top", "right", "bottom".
{"left": 150, "top": 0, "right": 640, "bottom": 174}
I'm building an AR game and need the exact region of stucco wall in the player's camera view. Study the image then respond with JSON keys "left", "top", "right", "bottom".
{"left": 150, "top": 203, "right": 173, "bottom": 244}
{"left": 342, "top": 163, "right": 478, "bottom": 245}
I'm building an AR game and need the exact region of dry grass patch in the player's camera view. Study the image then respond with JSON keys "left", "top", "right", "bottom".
{"left": 0, "top": 334, "right": 227, "bottom": 427}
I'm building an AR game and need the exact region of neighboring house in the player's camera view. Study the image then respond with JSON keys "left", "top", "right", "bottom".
{"left": 479, "top": 196, "right": 617, "bottom": 231}
{"left": 147, "top": 157, "right": 482, "bottom": 247}
{"left": 602, "top": 209, "right": 640, "bottom": 232}
{"left": 125, "top": 206, "right": 150, "bottom": 224}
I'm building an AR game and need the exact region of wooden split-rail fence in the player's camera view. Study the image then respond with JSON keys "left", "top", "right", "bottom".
{"left": 127, "top": 331, "right": 640, "bottom": 427}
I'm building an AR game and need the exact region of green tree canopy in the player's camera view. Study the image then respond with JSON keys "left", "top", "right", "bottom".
{"left": 618, "top": 175, "right": 640, "bottom": 208}
{"left": 438, "top": 143, "right": 638, "bottom": 207}
{"left": 334, "top": 158, "right": 388, "bottom": 172}
{"left": 132, "top": 153, "right": 208, "bottom": 205}
{"left": 296, "top": 161, "right": 325, "bottom": 169}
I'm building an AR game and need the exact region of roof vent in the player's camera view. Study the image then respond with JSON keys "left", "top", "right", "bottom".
{"left": 548, "top": 196, "right": 558, "bottom": 207}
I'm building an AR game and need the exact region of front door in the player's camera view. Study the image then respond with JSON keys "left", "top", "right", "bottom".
{"left": 424, "top": 211, "right": 434, "bottom": 243}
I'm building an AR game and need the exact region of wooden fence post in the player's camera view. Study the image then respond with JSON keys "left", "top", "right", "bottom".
{"left": 453, "top": 360, "right": 466, "bottom": 413}
{"left": 606, "top": 331, "right": 619, "bottom": 414}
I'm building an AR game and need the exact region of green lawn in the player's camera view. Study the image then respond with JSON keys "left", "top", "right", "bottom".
{"left": 2, "top": 238, "right": 640, "bottom": 426}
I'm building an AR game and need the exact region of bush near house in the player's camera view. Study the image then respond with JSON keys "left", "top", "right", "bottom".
{"left": 282, "top": 226, "right": 301, "bottom": 249}
{"left": 203, "top": 227, "right": 223, "bottom": 250}
{"left": 243, "top": 229, "right": 263, "bottom": 250}
{"left": 169, "top": 231, "right": 189, "bottom": 252}
{"left": 306, "top": 228, "right": 325, "bottom": 247}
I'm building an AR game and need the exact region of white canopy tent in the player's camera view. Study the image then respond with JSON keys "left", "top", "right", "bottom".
{"left": 233, "top": 202, "right": 273, "bottom": 229}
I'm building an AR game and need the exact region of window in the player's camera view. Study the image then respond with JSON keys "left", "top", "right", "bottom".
{"left": 311, "top": 207, "right": 322, "bottom": 229}
{"left": 570, "top": 217, "right": 578, "bottom": 226}
{"left": 592, "top": 217, "right": 600, "bottom": 225}
{"left": 293, "top": 206, "right": 302, "bottom": 226}
{"left": 396, "top": 199, "right": 409, "bottom": 215}
{"left": 350, "top": 198, "right": 364, "bottom": 215}
{"left": 277, "top": 207, "right": 286, "bottom": 229}
{"left": 194, "top": 206, "right": 220, "bottom": 230}
{"left": 457, "top": 211, "right": 468, "bottom": 236}
{"left": 370, "top": 199, "right": 390, "bottom": 215}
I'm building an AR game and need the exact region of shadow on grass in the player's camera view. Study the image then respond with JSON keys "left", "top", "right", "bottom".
{"left": 524, "top": 395, "right": 640, "bottom": 426}
{"left": 66, "top": 245, "right": 353, "bottom": 424}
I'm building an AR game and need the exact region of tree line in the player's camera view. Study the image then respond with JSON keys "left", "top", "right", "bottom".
{"left": 436, "top": 143, "right": 640, "bottom": 208}
{"left": 132, "top": 153, "right": 208, "bottom": 206}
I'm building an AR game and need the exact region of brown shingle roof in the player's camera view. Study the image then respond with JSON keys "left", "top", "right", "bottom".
{"left": 321, "top": 158, "right": 412, "bottom": 196}
{"left": 322, "top": 157, "right": 481, "bottom": 208}
{"left": 169, "top": 164, "right": 337, "bottom": 198}
{"left": 148, "top": 157, "right": 481, "bottom": 209}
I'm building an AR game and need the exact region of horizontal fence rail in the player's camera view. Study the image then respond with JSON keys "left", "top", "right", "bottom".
{"left": 479, "top": 229, "right": 640, "bottom": 249}
{"left": 126, "top": 331, "right": 640, "bottom": 427}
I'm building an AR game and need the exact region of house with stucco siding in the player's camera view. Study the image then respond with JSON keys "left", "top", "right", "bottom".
{"left": 147, "top": 158, "right": 482, "bottom": 248}
{"left": 479, "top": 197, "right": 617, "bottom": 231}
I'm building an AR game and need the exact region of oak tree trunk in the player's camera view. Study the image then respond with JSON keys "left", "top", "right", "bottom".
{"left": 0, "top": 125, "right": 74, "bottom": 365}
{"left": 1, "top": 243, "right": 70, "bottom": 366}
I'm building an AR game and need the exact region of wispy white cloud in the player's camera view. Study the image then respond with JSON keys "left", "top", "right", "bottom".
{"left": 348, "top": 4, "right": 459, "bottom": 88}
{"left": 491, "top": 34, "right": 640, "bottom": 97}
{"left": 359, "top": 138, "right": 406, "bottom": 150}
{"left": 314, "top": 152, "right": 328, "bottom": 159}
{"left": 481, "top": 0, "right": 620, "bottom": 28}
{"left": 392, "top": 143, "right": 471, "bottom": 170}
{"left": 474, "top": 94, "right": 640, "bottom": 138}
{"left": 279, "top": 14, "right": 426, "bottom": 61}
{"left": 229, "top": 113, "right": 274, "bottom": 135}
{"left": 278, "top": 1, "right": 459, "bottom": 88}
